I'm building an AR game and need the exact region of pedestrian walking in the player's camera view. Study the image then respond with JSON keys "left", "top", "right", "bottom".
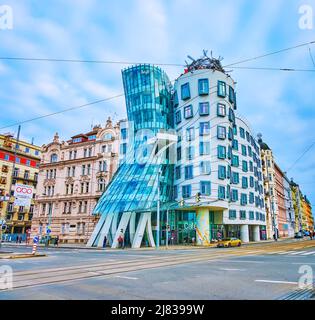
{"left": 118, "top": 233, "right": 124, "bottom": 249}
{"left": 55, "top": 235, "right": 59, "bottom": 247}
{"left": 103, "top": 236, "right": 107, "bottom": 248}
{"left": 309, "top": 231, "right": 313, "bottom": 240}
{"left": 19, "top": 236, "right": 22, "bottom": 244}
{"left": 15, "top": 236, "right": 19, "bottom": 244}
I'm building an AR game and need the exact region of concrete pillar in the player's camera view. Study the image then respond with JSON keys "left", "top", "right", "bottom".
{"left": 240, "top": 224, "right": 249, "bottom": 243}
{"left": 196, "top": 209, "right": 210, "bottom": 245}
{"left": 253, "top": 225, "right": 260, "bottom": 242}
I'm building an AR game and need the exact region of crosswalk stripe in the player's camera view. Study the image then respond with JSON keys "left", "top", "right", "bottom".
{"left": 301, "top": 251, "right": 315, "bottom": 256}
{"left": 278, "top": 251, "right": 295, "bottom": 255}
{"left": 267, "top": 251, "right": 286, "bottom": 255}
{"left": 288, "top": 251, "right": 308, "bottom": 255}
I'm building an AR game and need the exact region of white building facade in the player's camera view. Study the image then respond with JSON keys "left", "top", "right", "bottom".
{"left": 173, "top": 64, "right": 267, "bottom": 244}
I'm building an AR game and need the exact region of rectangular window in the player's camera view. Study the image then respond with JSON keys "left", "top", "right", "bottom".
{"left": 250, "top": 176, "right": 254, "bottom": 188}
{"left": 229, "top": 86, "right": 235, "bottom": 104}
{"left": 217, "top": 126, "right": 226, "bottom": 140}
{"left": 175, "top": 166, "right": 181, "bottom": 180}
{"left": 248, "top": 146, "right": 252, "bottom": 157}
{"left": 256, "top": 212, "right": 260, "bottom": 220}
{"left": 249, "top": 161, "right": 253, "bottom": 172}
{"left": 232, "top": 139, "right": 238, "bottom": 150}
{"left": 184, "top": 105, "right": 193, "bottom": 119}
{"left": 181, "top": 83, "right": 191, "bottom": 100}
{"left": 173, "top": 91, "right": 179, "bottom": 107}
{"left": 217, "top": 146, "right": 226, "bottom": 159}
{"left": 182, "top": 185, "right": 191, "bottom": 199}
{"left": 217, "top": 103, "right": 226, "bottom": 117}
{"left": 241, "top": 145, "right": 247, "bottom": 156}
{"left": 249, "top": 211, "right": 255, "bottom": 220}
{"left": 175, "top": 110, "right": 182, "bottom": 124}
{"left": 232, "top": 155, "right": 239, "bottom": 167}
{"left": 242, "top": 177, "right": 248, "bottom": 189}
{"left": 229, "top": 108, "right": 235, "bottom": 123}
{"left": 186, "top": 146, "right": 195, "bottom": 160}
{"left": 232, "top": 172, "right": 239, "bottom": 184}
{"left": 241, "top": 193, "right": 248, "bottom": 206}
{"left": 231, "top": 189, "right": 238, "bottom": 202}
{"left": 200, "top": 122, "right": 210, "bottom": 136}
{"left": 200, "top": 181, "right": 211, "bottom": 195}
{"left": 249, "top": 192, "right": 254, "bottom": 204}
{"left": 218, "top": 186, "right": 226, "bottom": 200}
{"left": 198, "top": 79, "right": 209, "bottom": 95}
{"left": 228, "top": 127, "right": 233, "bottom": 141}
{"left": 229, "top": 210, "right": 237, "bottom": 220}
{"left": 217, "top": 81, "right": 226, "bottom": 97}
{"left": 218, "top": 165, "right": 226, "bottom": 180}
{"left": 177, "top": 147, "right": 182, "bottom": 161}
{"left": 240, "top": 210, "right": 246, "bottom": 220}
{"left": 246, "top": 131, "right": 250, "bottom": 142}
{"left": 199, "top": 142, "right": 210, "bottom": 156}
{"left": 240, "top": 127, "right": 245, "bottom": 138}
{"left": 184, "top": 165, "right": 193, "bottom": 180}
{"left": 242, "top": 160, "right": 248, "bottom": 172}
{"left": 186, "top": 127, "right": 195, "bottom": 141}
{"left": 200, "top": 161, "right": 211, "bottom": 175}
{"left": 199, "top": 102, "right": 210, "bottom": 116}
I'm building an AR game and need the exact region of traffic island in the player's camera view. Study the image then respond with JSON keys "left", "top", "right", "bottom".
{"left": 0, "top": 253, "right": 46, "bottom": 259}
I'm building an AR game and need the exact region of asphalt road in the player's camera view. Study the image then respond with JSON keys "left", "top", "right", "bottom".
{"left": 0, "top": 239, "right": 314, "bottom": 300}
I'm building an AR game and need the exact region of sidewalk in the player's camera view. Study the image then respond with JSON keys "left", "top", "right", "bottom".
{"left": 1, "top": 237, "right": 301, "bottom": 252}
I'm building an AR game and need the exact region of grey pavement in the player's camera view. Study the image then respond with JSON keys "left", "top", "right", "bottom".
{"left": 0, "top": 241, "right": 314, "bottom": 300}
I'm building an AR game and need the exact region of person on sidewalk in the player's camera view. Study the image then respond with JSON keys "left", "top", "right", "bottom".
{"left": 309, "top": 231, "right": 313, "bottom": 240}
{"left": 118, "top": 233, "right": 124, "bottom": 249}
{"left": 103, "top": 236, "right": 107, "bottom": 248}
{"left": 55, "top": 235, "right": 59, "bottom": 247}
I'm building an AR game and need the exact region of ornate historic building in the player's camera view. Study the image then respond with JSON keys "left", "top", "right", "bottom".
{"left": 31, "top": 118, "right": 120, "bottom": 244}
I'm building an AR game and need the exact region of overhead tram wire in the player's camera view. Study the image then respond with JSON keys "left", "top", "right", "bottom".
{"left": 2, "top": 40, "right": 315, "bottom": 131}
{"left": 0, "top": 94, "right": 125, "bottom": 131}
{"left": 286, "top": 141, "right": 315, "bottom": 173}
{"left": 223, "top": 40, "right": 315, "bottom": 68}
{"left": 0, "top": 40, "right": 314, "bottom": 69}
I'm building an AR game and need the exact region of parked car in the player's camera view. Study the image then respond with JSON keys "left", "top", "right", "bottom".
{"left": 294, "top": 232, "right": 303, "bottom": 239}
{"left": 217, "top": 237, "right": 242, "bottom": 248}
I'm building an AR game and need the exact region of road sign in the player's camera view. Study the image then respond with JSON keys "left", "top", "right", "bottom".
{"left": 46, "top": 226, "right": 52, "bottom": 234}
{"left": 33, "top": 236, "right": 39, "bottom": 244}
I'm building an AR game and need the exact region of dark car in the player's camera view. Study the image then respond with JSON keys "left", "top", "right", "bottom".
{"left": 294, "top": 232, "right": 303, "bottom": 239}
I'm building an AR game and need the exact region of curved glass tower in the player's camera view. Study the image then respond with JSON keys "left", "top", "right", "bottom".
{"left": 88, "top": 65, "right": 174, "bottom": 248}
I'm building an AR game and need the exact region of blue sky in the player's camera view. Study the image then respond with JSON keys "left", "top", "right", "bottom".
{"left": 0, "top": 0, "right": 314, "bottom": 207}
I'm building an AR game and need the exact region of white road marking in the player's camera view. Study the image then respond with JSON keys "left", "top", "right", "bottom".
{"left": 219, "top": 268, "right": 246, "bottom": 271}
{"left": 301, "top": 251, "right": 315, "bottom": 256}
{"left": 292, "top": 262, "right": 315, "bottom": 265}
{"left": 288, "top": 251, "right": 308, "bottom": 255}
{"left": 255, "top": 280, "right": 298, "bottom": 285}
{"left": 216, "top": 260, "right": 266, "bottom": 264}
{"left": 278, "top": 251, "right": 295, "bottom": 255}
{"left": 115, "top": 275, "right": 138, "bottom": 280}
{"left": 267, "top": 251, "right": 286, "bottom": 255}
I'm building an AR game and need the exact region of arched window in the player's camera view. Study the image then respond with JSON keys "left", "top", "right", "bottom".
{"left": 103, "top": 133, "right": 113, "bottom": 141}
{"left": 50, "top": 153, "right": 58, "bottom": 163}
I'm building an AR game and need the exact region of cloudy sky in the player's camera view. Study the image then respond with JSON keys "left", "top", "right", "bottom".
{"left": 0, "top": 0, "right": 314, "bottom": 206}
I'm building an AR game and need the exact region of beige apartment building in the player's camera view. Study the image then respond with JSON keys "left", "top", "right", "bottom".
{"left": 31, "top": 118, "right": 120, "bottom": 244}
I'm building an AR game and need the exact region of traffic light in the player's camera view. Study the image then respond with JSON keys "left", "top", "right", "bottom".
{"left": 195, "top": 192, "right": 201, "bottom": 203}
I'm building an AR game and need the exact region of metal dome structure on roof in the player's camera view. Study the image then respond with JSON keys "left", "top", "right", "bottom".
{"left": 185, "top": 50, "right": 226, "bottom": 73}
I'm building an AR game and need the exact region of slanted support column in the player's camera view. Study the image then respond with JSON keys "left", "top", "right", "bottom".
{"left": 240, "top": 224, "right": 249, "bottom": 243}
{"left": 253, "top": 225, "right": 260, "bottom": 242}
{"left": 196, "top": 209, "right": 210, "bottom": 245}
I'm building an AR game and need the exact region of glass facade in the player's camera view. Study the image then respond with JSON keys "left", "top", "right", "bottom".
{"left": 90, "top": 65, "right": 174, "bottom": 247}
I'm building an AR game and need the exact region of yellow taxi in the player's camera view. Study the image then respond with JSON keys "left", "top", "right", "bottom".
{"left": 217, "top": 237, "right": 242, "bottom": 248}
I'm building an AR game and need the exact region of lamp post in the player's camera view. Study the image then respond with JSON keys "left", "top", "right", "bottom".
{"left": 156, "top": 168, "right": 161, "bottom": 249}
